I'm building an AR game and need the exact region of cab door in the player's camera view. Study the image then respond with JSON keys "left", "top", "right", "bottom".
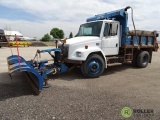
{"left": 101, "top": 22, "right": 120, "bottom": 56}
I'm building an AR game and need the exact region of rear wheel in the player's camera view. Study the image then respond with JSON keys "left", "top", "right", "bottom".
{"left": 136, "top": 51, "right": 150, "bottom": 68}
{"left": 81, "top": 54, "right": 105, "bottom": 78}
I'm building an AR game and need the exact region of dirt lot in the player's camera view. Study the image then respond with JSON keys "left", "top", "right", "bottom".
{"left": 0, "top": 46, "right": 160, "bottom": 120}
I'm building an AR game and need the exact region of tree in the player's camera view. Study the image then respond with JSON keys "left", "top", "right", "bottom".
{"left": 69, "top": 32, "right": 73, "bottom": 38}
{"left": 41, "top": 33, "right": 51, "bottom": 42}
{"left": 50, "top": 28, "right": 64, "bottom": 39}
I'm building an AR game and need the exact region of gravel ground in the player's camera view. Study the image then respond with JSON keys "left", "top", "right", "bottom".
{"left": 0, "top": 46, "right": 160, "bottom": 120}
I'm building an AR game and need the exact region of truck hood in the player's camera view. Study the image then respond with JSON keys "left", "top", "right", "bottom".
{"left": 66, "top": 36, "right": 100, "bottom": 45}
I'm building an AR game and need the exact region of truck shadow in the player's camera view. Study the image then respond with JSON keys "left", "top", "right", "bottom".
{"left": 0, "top": 72, "right": 34, "bottom": 101}
{"left": 48, "top": 62, "right": 137, "bottom": 81}
{"left": 103, "top": 62, "right": 137, "bottom": 76}
{"left": 0, "top": 63, "right": 136, "bottom": 100}
{"left": 48, "top": 67, "right": 86, "bottom": 80}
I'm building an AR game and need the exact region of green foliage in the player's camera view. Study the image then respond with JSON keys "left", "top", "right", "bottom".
{"left": 50, "top": 28, "right": 64, "bottom": 39}
{"left": 41, "top": 33, "right": 51, "bottom": 42}
{"left": 69, "top": 32, "right": 73, "bottom": 38}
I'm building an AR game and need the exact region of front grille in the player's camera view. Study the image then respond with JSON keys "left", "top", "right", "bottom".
{"left": 58, "top": 44, "right": 69, "bottom": 58}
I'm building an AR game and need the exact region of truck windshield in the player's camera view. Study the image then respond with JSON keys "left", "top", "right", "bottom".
{"left": 77, "top": 21, "right": 103, "bottom": 37}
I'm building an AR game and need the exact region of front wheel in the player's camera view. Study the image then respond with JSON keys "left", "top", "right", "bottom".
{"left": 81, "top": 54, "right": 105, "bottom": 78}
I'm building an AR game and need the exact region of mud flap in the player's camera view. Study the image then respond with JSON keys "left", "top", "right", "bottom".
{"left": 7, "top": 55, "right": 43, "bottom": 95}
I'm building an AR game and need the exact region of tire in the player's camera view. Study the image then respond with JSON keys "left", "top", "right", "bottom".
{"left": 81, "top": 54, "right": 105, "bottom": 78}
{"left": 136, "top": 51, "right": 150, "bottom": 68}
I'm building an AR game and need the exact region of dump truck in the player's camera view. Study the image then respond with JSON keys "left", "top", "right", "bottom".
{"left": 7, "top": 6, "right": 159, "bottom": 94}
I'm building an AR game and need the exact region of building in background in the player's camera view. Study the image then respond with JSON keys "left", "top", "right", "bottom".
{"left": 4, "top": 30, "right": 23, "bottom": 41}
{"left": 3, "top": 30, "right": 36, "bottom": 41}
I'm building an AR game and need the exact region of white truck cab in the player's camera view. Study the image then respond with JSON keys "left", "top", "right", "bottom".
{"left": 64, "top": 20, "right": 120, "bottom": 61}
{"left": 59, "top": 20, "right": 120, "bottom": 77}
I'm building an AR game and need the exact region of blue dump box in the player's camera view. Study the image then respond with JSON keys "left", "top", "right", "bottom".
{"left": 125, "top": 30, "right": 157, "bottom": 46}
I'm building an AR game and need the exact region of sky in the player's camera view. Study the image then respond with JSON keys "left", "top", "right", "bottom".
{"left": 0, "top": 0, "right": 159, "bottom": 39}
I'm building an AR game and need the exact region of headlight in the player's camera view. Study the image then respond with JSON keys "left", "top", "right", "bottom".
{"left": 76, "top": 52, "right": 81, "bottom": 57}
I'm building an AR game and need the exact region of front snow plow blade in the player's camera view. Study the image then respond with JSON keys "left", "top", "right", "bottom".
{"left": 7, "top": 55, "right": 43, "bottom": 95}
{"left": 6, "top": 48, "right": 68, "bottom": 95}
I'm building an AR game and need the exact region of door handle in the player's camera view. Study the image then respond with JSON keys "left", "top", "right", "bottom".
{"left": 116, "top": 43, "right": 118, "bottom": 47}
